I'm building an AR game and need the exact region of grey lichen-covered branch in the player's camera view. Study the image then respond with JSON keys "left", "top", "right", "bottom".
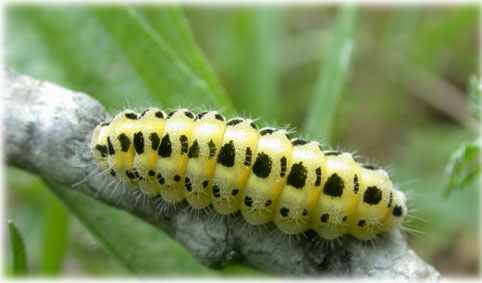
{"left": 3, "top": 67, "right": 440, "bottom": 279}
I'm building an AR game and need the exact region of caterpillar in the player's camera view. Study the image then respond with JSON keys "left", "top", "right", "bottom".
{"left": 90, "top": 107, "right": 407, "bottom": 240}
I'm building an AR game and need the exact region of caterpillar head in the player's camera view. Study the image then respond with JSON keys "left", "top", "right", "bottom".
{"left": 90, "top": 120, "right": 111, "bottom": 172}
{"left": 381, "top": 189, "right": 407, "bottom": 233}
{"left": 349, "top": 165, "right": 407, "bottom": 240}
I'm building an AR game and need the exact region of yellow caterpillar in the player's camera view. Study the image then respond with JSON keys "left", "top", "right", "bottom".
{"left": 90, "top": 108, "right": 407, "bottom": 240}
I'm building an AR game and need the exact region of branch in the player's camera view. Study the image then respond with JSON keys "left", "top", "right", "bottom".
{"left": 3, "top": 67, "right": 440, "bottom": 279}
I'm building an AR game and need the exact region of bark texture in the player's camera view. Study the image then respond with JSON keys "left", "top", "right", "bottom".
{"left": 3, "top": 67, "right": 440, "bottom": 279}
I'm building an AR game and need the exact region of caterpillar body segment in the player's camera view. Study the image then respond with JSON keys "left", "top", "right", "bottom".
{"left": 272, "top": 140, "right": 327, "bottom": 235}
{"left": 183, "top": 111, "right": 226, "bottom": 209}
{"left": 240, "top": 128, "right": 293, "bottom": 225}
{"left": 311, "top": 152, "right": 362, "bottom": 239}
{"left": 274, "top": 139, "right": 326, "bottom": 234}
{"left": 133, "top": 108, "right": 167, "bottom": 196}
{"left": 155, "top": 109, "right": 196, "bottom": 203}
{"left": 211, "top": 118, "right": 260, "bottom": 215}
{"left": 90, "top": 107, "right": 408, "bottom": 240}
{"left": 107, "top": 111, "right": 140, "bottom": 187}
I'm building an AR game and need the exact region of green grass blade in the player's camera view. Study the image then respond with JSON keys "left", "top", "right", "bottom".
{"left": 40, "top": 194, "right": 69, "bottom": 275}
{"left": 243, "top": 7, "right": 282, "bottom": 123}
{"left": 135, "top": 5, "right": 232, "bottom": 111}
{"left": 92, "top": 5, "right": 235, "bottom": 114}
{"left": 302, "top": 5, "right": 359, "bottom": 143}
{"left": 7, "top": 220, "right": 28, "bottom": 276}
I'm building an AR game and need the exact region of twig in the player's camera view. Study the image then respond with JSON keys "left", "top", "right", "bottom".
{"left": 3, "top": 67, "right": 440, "bottom": 279}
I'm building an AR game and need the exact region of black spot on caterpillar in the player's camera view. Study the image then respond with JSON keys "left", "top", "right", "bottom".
{"left": 364, "top": 186, "right": 382, "bottom": 205}
{"left": 287, "top": 162, "right": 308, "bottom": 189}
{"left": 95, "top": 144, "right": 108, "bottom": 157}
{"left": 208, "top": 140, "right": 217, "bottom": 159}
{"left": 280, "top": 207, "right": 290, "bottom": 217}
{"left": 259, "top": 127, "right": 275, "bottom": 136}
{"left": 324, "top": 151, "right": 341, "bottom": 156}
{"left": 244, "top": 147, "right": 253, "bottom": 166}
{"left": 280, "top": 157, "right": 287, "bottom": 178}
{"left": 252, "top": 152, "right": 272, "bottom": 178}
{"left": 158, "top": 134, "right": 172, "bottom": 157}
{"left": 321, "top": 213, "right": 329, "bottom": 223}
{"left": 323, "top": 173, "right": 344, "bottom": 197}
{"left": 315, "top": 167, "right": 322, "bottom": 186}
{"left": 124, "top": 112, "right": 138, "bottom": 120}
{"left": 226, "top": 118, "right": 243, "bottom": 126}
{"left": 292, "top": 138, "right": 308, "bottom": 146}
{"left": 188, "top": 140, "right": 200, "bottom": 158}
{"left": 150, "top": 133, "right": 160, "bottom": 151}
{"left": 133, "top": 132, "right": 144, "bottom": 154}
{"left": 212, "top": 184, "right": 221, "bottom": 198}
{"left": 217, "top": 140, "right": 235, "bottom": 167}
{"left": 155, "top": 111, "right": 165, "bottom": 119}
{"left": 179, "top": 135, "right": 188, "bottom": 155}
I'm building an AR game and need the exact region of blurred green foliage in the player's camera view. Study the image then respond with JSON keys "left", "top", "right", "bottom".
{"left": 4, "top": 3, "right": 479, "bottom": 277}
{"left": 468, "top": 75, "right": 481, "bottom": 121}
{"left": 445, "top": 76, "right": 480, "bottom": 197}
{"left": 445, "top": 138, "right": 481, "bottom": 198}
